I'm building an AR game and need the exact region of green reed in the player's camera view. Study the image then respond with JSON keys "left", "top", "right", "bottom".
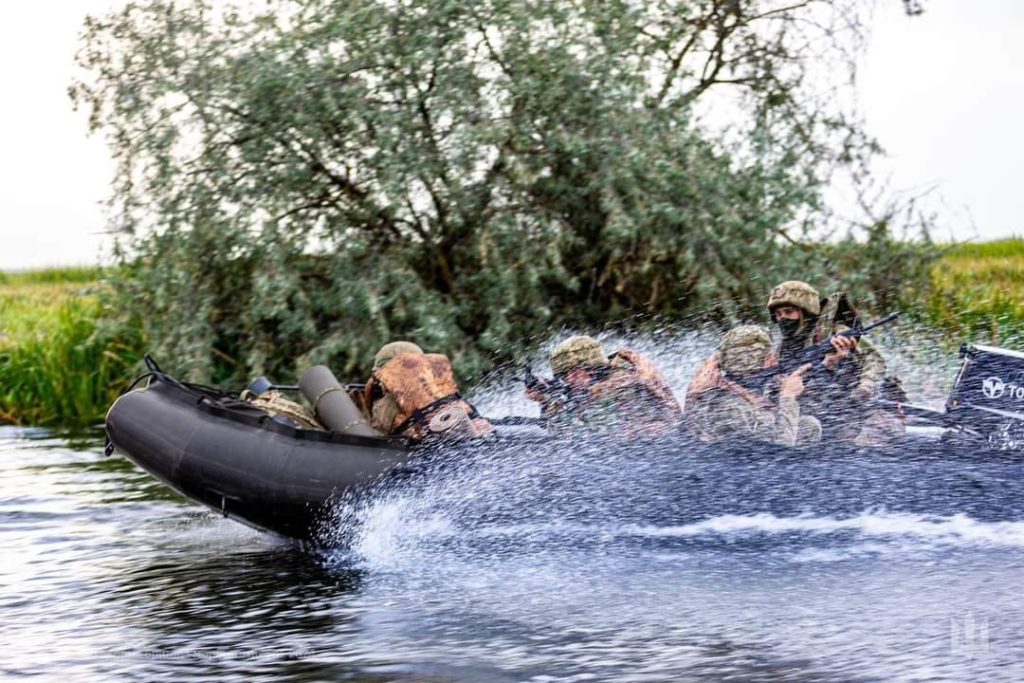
{"left": 928, "top": 238, "right": 1024, "bottom": 348}
{"left": 0, "top": 274, "right": 142, "bottom": 427}
{"left": 1, "top": 266, "right": 107, "bottom": 286}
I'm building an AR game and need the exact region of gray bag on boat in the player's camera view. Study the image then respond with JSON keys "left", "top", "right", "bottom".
{"left": 300, "top": 365, "right": 382, "bottom": 437}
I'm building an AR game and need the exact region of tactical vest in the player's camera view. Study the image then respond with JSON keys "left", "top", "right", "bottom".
{"left": 575, "top": 348, "right": 682, "bottom": 437}
{"left": 364, "top": 353, "right": 493, "bottom": 442}
{"left": 683, "top": 353, "right": 774, "bottom": 442}
{"left": 606, "top": 349, "right": 681, "bottom": 413}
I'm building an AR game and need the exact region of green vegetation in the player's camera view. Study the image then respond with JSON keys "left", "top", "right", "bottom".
{"left": 938, "top": 238, "right": 1024, "bottom": 259}
{"left": 5, "top": 242, "right": 1024, "bottom": 427}
{"left": 0, "top": 272, "right": 143, "bottom": 427}
{"left": 0, "top": 0, "right": 995, "bottom": 429}
{"left": 72, "top": 0, "right": 921, "bottom": 387}
{"left": 0, "top": 266, "right": 107, "bottom": 287}
{"left": 928, "top": 238, "right": 1024, "bottom": 348}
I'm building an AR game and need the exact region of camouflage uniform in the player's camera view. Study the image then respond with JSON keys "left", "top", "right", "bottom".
{"left": 767, "top": 281, "right": 904, "bottom": 446}
{"left": 367, "top": 341, "right": 423, "bottom": 433}
{"left": 533, "top": 335, "right": 682, "bottom": 437}
{"left": 364, "top": 340, "right": 493, "bottom": 441}
{"left": 685, "top": 325, "right": 821, "bottom": 446}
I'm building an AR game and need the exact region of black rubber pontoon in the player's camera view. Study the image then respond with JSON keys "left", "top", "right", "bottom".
{"left": 105, "top": 372, "right": 414, "bottom": 539}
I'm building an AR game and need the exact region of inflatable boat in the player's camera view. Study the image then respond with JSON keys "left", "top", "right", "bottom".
{"left": 105, "top": 342, "right": 1024, "bottom": 541}
{"left": 104, "top": 369, "right": 421, "bottom": 539}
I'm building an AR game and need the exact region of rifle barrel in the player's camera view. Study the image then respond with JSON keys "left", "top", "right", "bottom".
{"left": 849, "top": 311, "right": 901, "bottom": 336}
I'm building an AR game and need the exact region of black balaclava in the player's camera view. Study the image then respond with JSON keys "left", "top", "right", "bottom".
{"left": 779, "top": 313, "right": 817, "bottom": 353}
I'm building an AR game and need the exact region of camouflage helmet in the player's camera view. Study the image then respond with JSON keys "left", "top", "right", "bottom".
{"left": 766, "top": 280, "right": 821, "bottom": 317}
{"left": 373, "top": 341, "right": 424, "bottom": 370}
{"left": 550, "top": 335, "right": 609, "bottom": 375}
{"left": 718, "top": 325, "right": 772, "bottom": 377}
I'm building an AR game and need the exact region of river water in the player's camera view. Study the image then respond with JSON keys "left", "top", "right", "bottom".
{"left": 4, "top": 416, "right": 1024, "bottom": 682}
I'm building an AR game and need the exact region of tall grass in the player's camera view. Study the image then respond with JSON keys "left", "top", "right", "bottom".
{"left": 938, "top": 238, "right": 1024, "bottom": 260}
{"left": 0, "top": 273, "right": 143, "bottom": 427}
{"left": 928, "top": 238, "right": 1024, "bottom": 348}
{"left": 0, "top": 266, "right": 107, "bottom": 286}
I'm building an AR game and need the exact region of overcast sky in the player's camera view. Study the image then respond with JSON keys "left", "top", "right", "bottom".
{"left": 1, "top": 0, "right": 1021, "bottom": 271}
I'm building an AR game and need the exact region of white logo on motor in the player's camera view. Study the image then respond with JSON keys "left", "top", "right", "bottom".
{"left": 983, "top": 377, "right": 1005, "bottom": 399}
{"left": 981, "top": 375, "right": 1024, "bottom": 400}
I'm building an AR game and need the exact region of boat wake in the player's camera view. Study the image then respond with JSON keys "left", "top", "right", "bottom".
{"left": 317, "top": 433, "right": 1024, "bottom": 573}
{"left": 625, "top": 510, "right": 1024, "bottom": 545}
{"left": 343, "top": 502, "right": 1024, "bottom": 571}
{"left": 625, "top": 510, "right": 1024, "bottom": 544}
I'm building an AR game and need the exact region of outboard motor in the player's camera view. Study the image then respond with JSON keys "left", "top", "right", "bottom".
{"left": 300, "top": 365, "right": 382, "bottom": 438}
{"left": 947, "top": 343, "right": 1024, "bottom": 448}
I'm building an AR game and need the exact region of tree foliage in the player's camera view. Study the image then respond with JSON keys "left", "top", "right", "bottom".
{"left": 72, "top": 0, "right": 932, "bottom": 383}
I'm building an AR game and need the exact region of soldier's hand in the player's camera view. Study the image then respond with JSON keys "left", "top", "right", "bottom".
{"left": 823, "top": 335, "right": 856, "bottom": 370}
{"left": 779, "top": 363, "right": 811, "bottom": 399}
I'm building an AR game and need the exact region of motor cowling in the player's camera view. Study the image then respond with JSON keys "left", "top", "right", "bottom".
{"left": 947, "top": 343, "right": 1024, "bottom": 447}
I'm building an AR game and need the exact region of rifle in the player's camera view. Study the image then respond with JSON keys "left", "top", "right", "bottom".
{"left": 870, "top": 398, "right": 965, "bottom": 429}
{"left": 739, "top": 311, "right": 902, "bottom": 392}
{"left": 524, "top": 366, "right": 572, "bottom": 405}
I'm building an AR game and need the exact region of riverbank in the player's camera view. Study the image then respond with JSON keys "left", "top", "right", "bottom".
{"left": 0, "top": 268, "right": 141, "bottom": 426}
{"left": 928, "top": 238, "right": 1024, "bottom": 348}
{"left": 2, "top": 239, "right": 1022, "bottom": 426}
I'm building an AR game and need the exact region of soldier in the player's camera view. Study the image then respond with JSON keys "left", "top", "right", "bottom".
{"left": 765, "top": 280, "right": 905, "bottom": 446}
{"left": 526, "top": 335, "right": 682, "bottom": 437}
{"left": 363, "top": 341, "right": 493, "bottom": 442}
{"left": 685, "top": 325, "right": 821, "bottom": 445}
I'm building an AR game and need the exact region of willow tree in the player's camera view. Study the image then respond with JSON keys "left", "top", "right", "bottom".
{"left": 73, "top": 0, "right": 892, "bottom": 383}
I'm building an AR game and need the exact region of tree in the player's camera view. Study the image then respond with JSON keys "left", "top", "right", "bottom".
{"left": 72, "top": 0, "right": 917, "bottom": 383}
